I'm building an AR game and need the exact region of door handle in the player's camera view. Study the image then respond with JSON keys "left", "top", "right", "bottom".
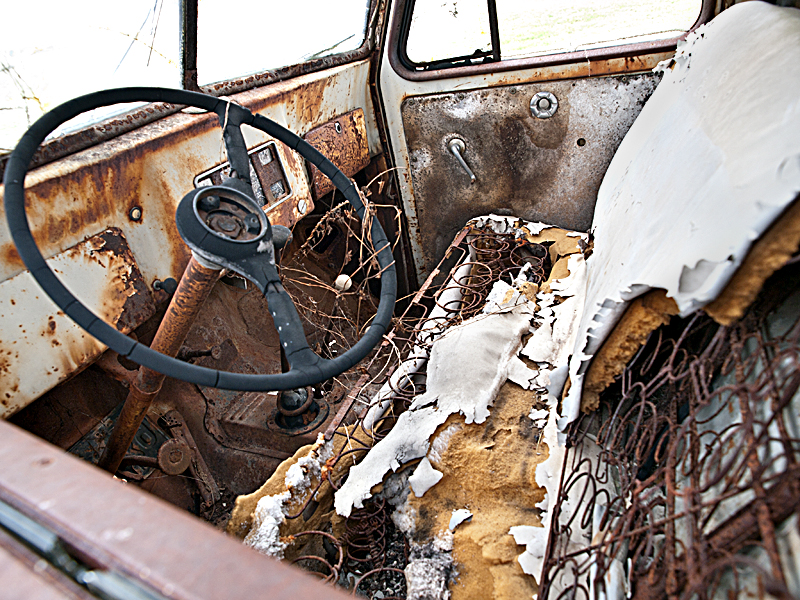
{"left": 448, "top": 138, "right": 476, "bottom": 184}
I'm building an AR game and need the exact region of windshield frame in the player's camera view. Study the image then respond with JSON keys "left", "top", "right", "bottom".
{"left": 0, "top": 0, "right": 381, "bottom": 179}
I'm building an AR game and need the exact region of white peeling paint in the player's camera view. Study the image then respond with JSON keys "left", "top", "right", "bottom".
{"left": 243, "top": 491, "right": 291, "bottom": 558}
{"left": 448, "top": 509, "right": 473, "bottom": 531}
{"left": 427, "top": 423, "right": 462, "bottom": 465}
{"left": 244, "top": 434, "right": 331, "bottom": 558}
{"left": 563, "top": 2, "right": 800, "bottom": 427}
{"left": 470, "top": 214, "right": 575, "bottom": 240}
{"left": 409, "top": 456, "right": 444, "bottom": 498}
{"left": 335, "top": 284, "right": 535, "bottom": 517}
{"left": 528, "top": 408, "right": 549, "bottom": 428}
{"left": 506, "top": 355, "right": 541, "bottom": 390}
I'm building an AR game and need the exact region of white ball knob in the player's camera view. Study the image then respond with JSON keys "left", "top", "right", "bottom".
{"left": 334, "top": 274, "right": 353, "bottom": 292}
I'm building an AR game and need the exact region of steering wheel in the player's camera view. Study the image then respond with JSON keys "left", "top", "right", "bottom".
{"left": 3, "top": 88, "right": 396, "bottom": 391}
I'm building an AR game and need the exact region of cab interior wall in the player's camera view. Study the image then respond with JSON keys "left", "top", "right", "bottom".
{"left": 5, "top": 0, "right": 788, "bottom": 597}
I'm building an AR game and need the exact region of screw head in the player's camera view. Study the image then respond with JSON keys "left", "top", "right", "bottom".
{"left": 298, "top": 199, "right": 308, "bottom": 215}
{"left": 129, "top": 206, "right": 143, "bottom": 221}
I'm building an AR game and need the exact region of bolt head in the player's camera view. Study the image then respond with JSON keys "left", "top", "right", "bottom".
{"left": 129, "top": 207, "right": 142, "bottom": 221}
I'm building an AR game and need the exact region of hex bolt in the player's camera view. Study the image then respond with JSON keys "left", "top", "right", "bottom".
{"left": 129, "top": 206, "right": 143, "bottom": 221}
{"left": 530, "top": 92, "right": 558, "bottom": 119}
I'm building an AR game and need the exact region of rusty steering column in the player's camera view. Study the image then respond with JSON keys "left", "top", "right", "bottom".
{"left": 98, "top": 178, "right": 290, "bottom": 475}
{"left": 98, "top": 256, "right": 221, "bottom": 474}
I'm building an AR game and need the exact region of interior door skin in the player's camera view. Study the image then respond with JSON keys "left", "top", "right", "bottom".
{"left": 0, "top": 59, "right": 380, "bottom": 416}
{"left": 377, "top": 0, "right": 688, "bottom": 280}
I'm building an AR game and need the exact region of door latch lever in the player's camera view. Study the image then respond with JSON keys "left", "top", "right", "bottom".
{"left": 448, "top": 138, "right": 476, "bottom": 184}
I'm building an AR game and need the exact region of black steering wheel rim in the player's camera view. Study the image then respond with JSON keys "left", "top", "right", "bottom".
{"left": 3, "top": 87, "right": 396, "bottom": 391}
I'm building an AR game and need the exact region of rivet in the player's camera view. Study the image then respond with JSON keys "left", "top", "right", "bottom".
{"left": 129, "top": 206, "right": 143, "bottom": 221}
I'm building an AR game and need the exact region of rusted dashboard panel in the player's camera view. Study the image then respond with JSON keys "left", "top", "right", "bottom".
{"left": 304, "top": 109, "right": 370, "bottom": 199}
{"left": 0, "top": 229, "right": 154, "bottom": 417}
{"left": 194, "top": 140, "right": 314, "bottom": 230}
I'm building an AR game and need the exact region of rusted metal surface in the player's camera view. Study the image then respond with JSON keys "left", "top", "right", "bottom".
{"left": 161, "top": 410, "right": 220, "bottom": 514}
{"left": 181, "top": 0, "right": 199, "bottom": 92}
{"left": 0, "top": 419, "right": 355, "bottom": 600}
{"left": 0, "top": 57, "right": 378, "bottom": 424}
{"left": 538, "top": 264, "right": 800, "bottom": 599}
{"left": 250, "top": 143, "right": 292, "bottom": 205}
{"left": 201, "top": 387, "right": 327, "bottom": 458}
{"left": 0, "top": 59, "right": 375, "bottom": 286}
{"left": 304, "top": 109, "right": 371, "bottom": 199}
{"left": 377, "top": 0, "right": 708, "bottom": 280}
{"left": 386, "top": 0, "right": 714, "bottom": 82}
{"left": 0, "top": 103, "right": 181, "bottom": 184}
{"left": 8, "top": 367, "right": 128, "bottom": 451}
{"left": 0, "top": 228, "right": 156, "bottom": 417}
{"left": 401, "top": 74, "right": 659, "bottom": 274}
{"left": 324, "top": 374, "right": 370, "bottom": 440}
{"left": 262, "top": 139, "right": 316, "bottom": 228}
{"left": 99, "top": 257, "right": 220, "bottom": 474}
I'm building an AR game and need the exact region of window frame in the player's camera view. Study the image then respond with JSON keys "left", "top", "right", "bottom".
{"left": 391, "top": 0, "right": 713, "bottom": 81}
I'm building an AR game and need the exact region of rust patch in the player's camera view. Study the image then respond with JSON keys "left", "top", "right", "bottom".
{"left": 1, "top": 245, "right": 23, "bottom": 272}
{"left": 0, "top": 108, "right": 217, "bottom": 281}
{"left": 304, "top": 109, "right": 370, "bottom": 199}
{"left": 0, "top": 229, "right": 156, "bottom": 417}
{"left": 94, "top": 229, "right": 158, "bottom": 333}
{"left": 244, "top": 76, "right": 333, "bottom": 130}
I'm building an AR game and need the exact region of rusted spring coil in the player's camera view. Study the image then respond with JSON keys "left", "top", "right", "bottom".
{"left": 510, "top": 243, "right": 547, "bottom": 282}
{"left": 286, "top": 530, "right": 344, "bottom": 583}
{"left": 344, "top": 497, "right": 387, "bottom": 567}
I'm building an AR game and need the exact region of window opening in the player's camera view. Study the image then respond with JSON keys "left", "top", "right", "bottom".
{"left": 402, "top": 0, "right": 704, "bottom": 71}
{"left": 0, "top": 1, "right": 181, "bottom": 152}
{"left": 195, "top": 0, "right": 371, "bottom": 87}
